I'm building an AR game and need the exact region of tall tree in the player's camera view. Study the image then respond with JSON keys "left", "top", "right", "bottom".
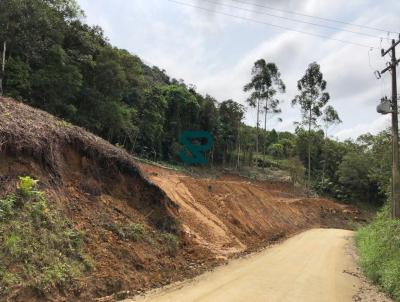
{"left": 321, "top": 105, "right": 342, "bottom": 182}
{"left": 292, "top": 62, "right": 331, "bottom": 189}
{"left": 244, "top": 59, "right": 285, "bottom": 165}
{"left": 218, "top": 100, "right": 245, "bottom": 166}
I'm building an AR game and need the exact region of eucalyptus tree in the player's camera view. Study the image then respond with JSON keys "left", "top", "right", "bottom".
{"left": 243, "top": 59, "right": 285, "bottom": 165}
{"left": 292, "top": 62, "right": 333, "bottom": 189}
{"left": 321, "top": 105, "right": 342, "bottom": 182}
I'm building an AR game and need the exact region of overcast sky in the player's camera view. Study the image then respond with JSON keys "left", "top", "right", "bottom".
{"left": 77, "top": 0, "right": 400, "bottom": 140}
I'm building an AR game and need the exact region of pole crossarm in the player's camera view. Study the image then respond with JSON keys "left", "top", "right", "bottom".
{"left": 381, "top": 35, "right": 400, "bottom": 57}
{"left": 381, "top": 58, "right": 400, "bottom": 74}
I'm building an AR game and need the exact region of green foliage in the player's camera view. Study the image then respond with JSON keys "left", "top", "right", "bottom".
{"left": 0, "top": 0, "right": 392, "bottom": 209}
{"left": 0, "top": 195, "right": 16, "bottom": 220}
{"left": 161, "top": 233, "right": 180, "bottom": 255}
{"left": 338, "top": 152, "right": 371, "bottom": 198}
{"left": 0, "top": 176, "right": 92, "bottom": 296}
{"left": 126, "top": 223, "right": 145, "bottom": 241}
{"left": 243, "top": 59, "right": 285, "bottom": 112}
{"left": 267, "top": 143, "right": 284, "bottom": 158}
{"left": 104, "top": 222, "right": 145, "bottom": 242}
{"left": 287, "top": 157, "right": 306, "bottom": 185}
{"left": 356, "top": 206, "right": 400, "bottom": 301}
{"left": 17, "top": 176, "right": 39, "bottom": 197}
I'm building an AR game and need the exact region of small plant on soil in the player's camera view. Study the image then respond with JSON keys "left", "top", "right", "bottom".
{"left": 161, "top": 233, "right": 180, "bottom": 255}
{"left": 104, "top": 222, "right": 145, "bottom": 241}
{"left": 56, "top": 120, "right": 72, "bottom": 129}
{"left": 126, "top": 223, "right": 145, "bottom": 241}
{"left": 0, "top": 176, "right": 93, "bottom": 296}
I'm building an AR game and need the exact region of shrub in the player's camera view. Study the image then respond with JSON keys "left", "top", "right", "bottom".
{"left": 0, "top": 195, "right": 16, "bottom": 220}
{"left": 267, "top": 143, "right": 284, "bottom": 159}
{"left": 126, "top": 224, "right": 145, "bottom": 241}
{"left": 161, "top": 233, "right": 180, "bottom": 255}
{"left": 104, "top": 222, "right": 145, "bottom": 241}
{"left": 17, "top": 176, "right": 39, "bottom": 198}
{"left": 0, "top": 176, "right": 93, "bottom": 296}
{"left": 356, "top": 205, "right": 400, "bottom": 301}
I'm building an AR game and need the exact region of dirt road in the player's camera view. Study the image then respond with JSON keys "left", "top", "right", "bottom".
{"left": 127, "top": 229, "right": 362, "bottom": 302}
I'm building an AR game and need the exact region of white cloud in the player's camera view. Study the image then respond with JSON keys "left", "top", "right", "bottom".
{"left": 335, "top": 115, "right": 391, "bottom": 140}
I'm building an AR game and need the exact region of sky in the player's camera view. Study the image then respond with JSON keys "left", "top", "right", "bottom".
{"left": 76, "top": 0, "right": 400, "bottom": 140}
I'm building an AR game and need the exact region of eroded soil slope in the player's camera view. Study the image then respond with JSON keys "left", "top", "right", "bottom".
{"left": 0, "top": 98, "right": 364, "bottom": 301}
{"left": 0, "top": 98, "right": 212, "bottom": 302}
{"left": 140, "top": 164, "right": 362, "bottom": 259}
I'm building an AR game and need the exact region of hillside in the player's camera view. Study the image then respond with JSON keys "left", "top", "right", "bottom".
{"left": 0, "top": 98, "right": 365, "bottom": 302}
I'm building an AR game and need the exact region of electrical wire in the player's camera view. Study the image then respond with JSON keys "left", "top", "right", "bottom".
{"left": 228, "top": 0, "right": 399, "bottom": 35}
{"left": 168, "top": 0, "right": 380, "bottom": 49}
{"left": 199, "top": 0, "right": 388, "bottom": 40}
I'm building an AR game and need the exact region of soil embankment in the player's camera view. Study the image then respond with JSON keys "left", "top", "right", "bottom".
{"left": 0, "top": 98, "right": 365, "bottom": 301}
{"left": 139, "top": 164, "right": 362, "bottom": 258}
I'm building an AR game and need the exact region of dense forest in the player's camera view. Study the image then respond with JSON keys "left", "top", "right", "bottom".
{"left": 0, "top": 0, "right": 392, "bottom": 207}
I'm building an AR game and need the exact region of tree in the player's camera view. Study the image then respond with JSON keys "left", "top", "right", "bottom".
{"left": 292, "top": 62, "right": 331, "bottom": 190}
{"left": 244, "top": 59, "right": 285, "bottom": 165}
{"left": 321, "top": 105, "right": 342, "bottom": 182}
{"left": 162, "top": 85, "right": 199, "bottom": 161}
{"left": 218, "top": 100, "right": 245, "bottom": 166}
{"left": 136, "top": 86, "right": 167, "bottom": 159}
{"left": 338, "top": 152, "right": 372, "bottom": 201}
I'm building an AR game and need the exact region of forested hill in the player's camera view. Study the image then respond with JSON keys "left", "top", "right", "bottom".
{"left": 0, "top": 0, "right": 242, "bottom": 163}
{"left": 0, "top": 0, "right": 393, "bottom": 208}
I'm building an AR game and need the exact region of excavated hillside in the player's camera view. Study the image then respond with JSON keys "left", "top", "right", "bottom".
{"left": 139, "top": 165, "right": 363, "bottom": 257}
{"left": 0, "top": 98, "right": 365, "bottom": 302}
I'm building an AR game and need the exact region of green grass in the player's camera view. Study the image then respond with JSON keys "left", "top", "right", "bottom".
{"left": 161, "top": 232, "right": 180, "bottom": 255}
{"left": 356, "top": 204, "right": 400, "bottom": 301}
{"left": 0, "top": 176, "right": 93, "bottom": 296}
{"left": 104, "top": 222, "right": 145, "bottom": 241}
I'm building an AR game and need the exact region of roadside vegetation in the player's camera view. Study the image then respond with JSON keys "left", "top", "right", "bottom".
{"left": 0, "top": 176, "right": 93, "bottom": 297}
{"left": 1, "top": 0, "right": 399, "bottom": 300}
{"left": 357, "top": 206, "right": 400, "bottom": 301}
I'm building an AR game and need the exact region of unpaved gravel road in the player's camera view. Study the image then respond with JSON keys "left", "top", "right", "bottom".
{"left": 126, "top": 229, "right": 389, "bottom": 302}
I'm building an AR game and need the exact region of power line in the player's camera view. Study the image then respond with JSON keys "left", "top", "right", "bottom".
{"left": 228, "top": 0, "right": 399, "bottom": 35}
{"left": 168, "top": 0, "right": 380, "bottom": 50}
{"left": 199, "top": 0, "right": 387, "bottom": 40}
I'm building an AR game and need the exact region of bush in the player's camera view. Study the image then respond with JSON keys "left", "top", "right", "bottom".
{"left": 267, "top": 143, "right": 284, "bottom": 159}
{"left": 104, "top": 222, "right": 145, "bottom": 241}
{"left": 0, "top": 176, "right": 93, "bottom": 296}
{"left": 161, "top": 233, "right": 180, "bottom": 255}
{"left": 17, "top": 176, "right": 39, "bottom": 198}
{"left": 126, "top": 223, "right": 145, "bottom": 241}
{"left": 356, "top": 205, "right": 400, "bottom": 301}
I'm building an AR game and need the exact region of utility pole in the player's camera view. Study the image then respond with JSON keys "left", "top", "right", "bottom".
{"left": 381, "top": 35, "right": 400, "bottom": 219}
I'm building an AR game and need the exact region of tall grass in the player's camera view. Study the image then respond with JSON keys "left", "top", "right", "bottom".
{"left": 0, "top": 176, "right": 93, "bottom": 296}
{"left": 356, "top": 204, "right": 400, "bottom": 301}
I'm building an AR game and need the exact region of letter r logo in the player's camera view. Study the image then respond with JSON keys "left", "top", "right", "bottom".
{"left": 178, "top": 131, "right": 213, "bottom": 165}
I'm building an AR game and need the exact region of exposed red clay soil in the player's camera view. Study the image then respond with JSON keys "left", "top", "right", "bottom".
{"left": 0, "top": 98, "right": 365, "bottom": 302}
{"left": 139, "top": 164, "right": 362, "bottom": 258}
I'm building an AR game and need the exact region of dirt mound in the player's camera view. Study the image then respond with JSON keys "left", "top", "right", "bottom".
{"left": 0, "top": 98, "right": 207, "bottom": 301}
{"left": 139, "top": 164, "right": 362, "bottom": 258}
{"left": 0, "top": 98, "right": 365, "bottom": 302}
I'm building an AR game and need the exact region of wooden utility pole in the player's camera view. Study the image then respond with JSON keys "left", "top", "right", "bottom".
{"left": 381, "top": 36, "right": 400, "bottom": 219}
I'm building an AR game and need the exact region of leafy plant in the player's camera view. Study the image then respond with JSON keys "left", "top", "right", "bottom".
{"left": 126, "top": 223, "right": 145, "bottom": 241}
{"left": 0, "top": 177, "right": 93, "bottom": 296}
{"left": 104, "top": 221, "right": 145, "bottom": 241}
{"left": 356, "top": 205, "right": 400, "bottom": 301}
{"left": 161, "top": 233, "right": 180, "bottom": 255}
{"left": 17, "top": 176, "right": 39, "bottom": 198}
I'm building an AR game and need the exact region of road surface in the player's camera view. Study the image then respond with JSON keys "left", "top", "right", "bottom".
{"left": 127, "top": 229, "right": 361, "bottom": 302}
